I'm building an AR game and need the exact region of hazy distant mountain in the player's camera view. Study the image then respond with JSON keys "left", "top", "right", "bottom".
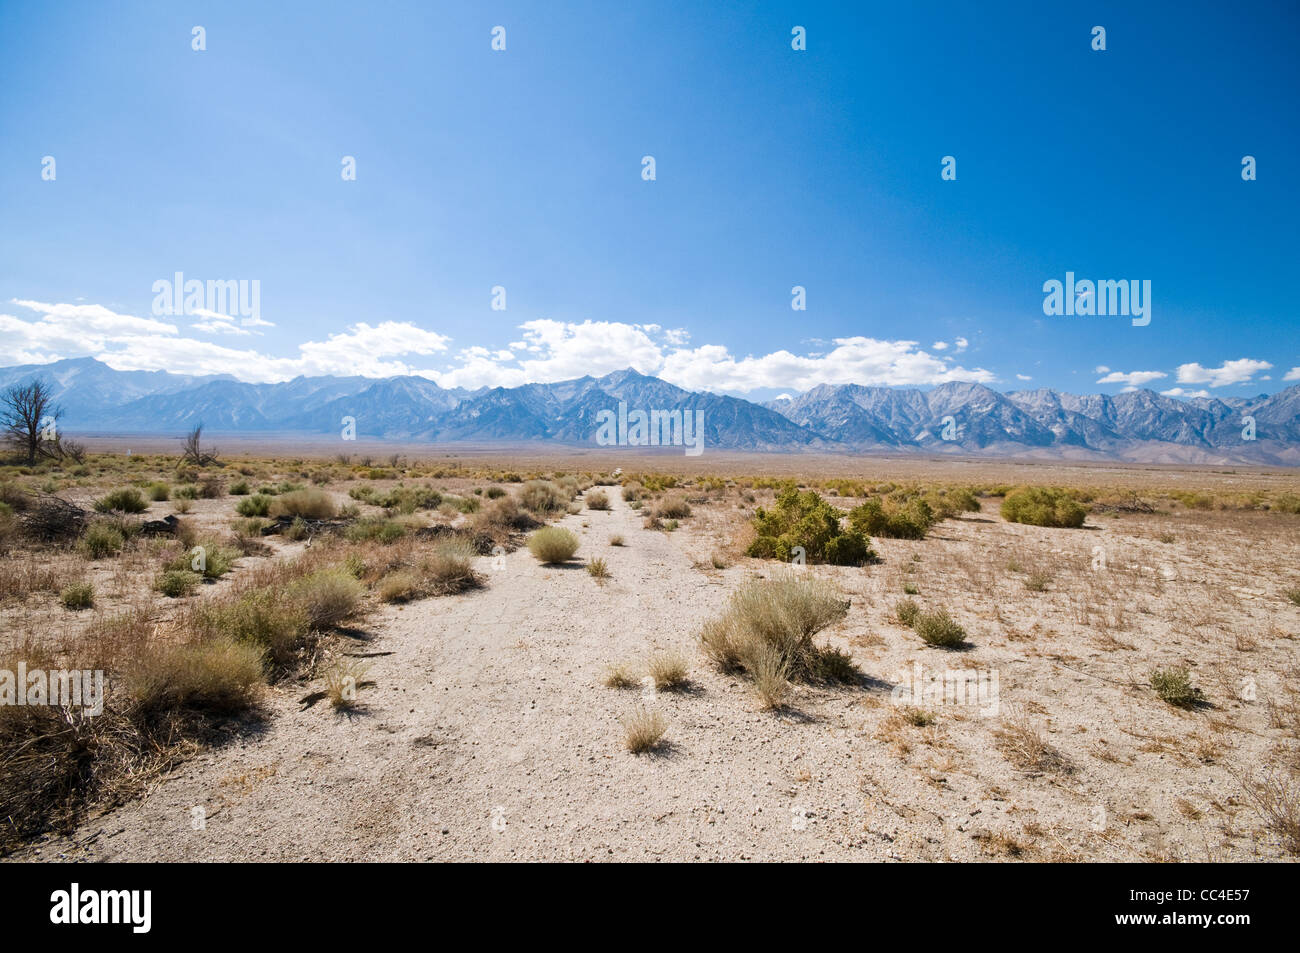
{"left": 1, "top": 357, "right": 1297, "bottom": 463}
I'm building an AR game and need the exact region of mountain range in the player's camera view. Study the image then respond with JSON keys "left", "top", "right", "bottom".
{"left": 2, "top": 358, "right": 1297, "bottom": 465}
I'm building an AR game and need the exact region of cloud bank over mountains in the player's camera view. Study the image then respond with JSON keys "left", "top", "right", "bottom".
{"left": 4, "top": 299, "right": 1291, "bottom": 403}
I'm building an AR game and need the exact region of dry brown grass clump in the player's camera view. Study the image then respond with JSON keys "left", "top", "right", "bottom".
{"left": 269, "top": 488, "right": 337, "bottom": 520}
{"left": 59, "top": 582, "right": 94, "bottom": 610}
{"left": 586, "top": 557, "right": 611, "bottom": 582}
{"left": 1239, "top": 768, "right": 1300, "bottom": 855}
{"left": 377, "top": 539, "right": 480, "bottom": 602}
{"left": 585, "top": 490, "right": 610, "bottom": 511}
{"left": 468, "top": 495, "right": 539, "bottom": 550}
{"left": 322, "top": 658, "right": 373, "bottom": 710}
{"left": 0, "top": 629, "right": 264, "bottom": 851}
{"left": 699, "top": 572, "right": 854, "bottom": 704}
{"left": 286, "top": 568, "right": 365, "bottom": 628}
{"left": 653, "top": 496, "right": 692, "bottom": 520}
{"left": 125, "top": 637, "right": 265, "bottom": 714}
{"left": 603, "top": 662, "right": 638, "bottom": 689}
{"left": 994, "top": 715, "right": 1073, "bottom": 773}
{"left": 520, "top": 480, "right": 567, "bottom": 515}
{"left": 0, "top": 557, "right": 80, "bottom": 602}
{"left": 621, "top": 705, "right": 668, "bottom": 753}
{"left": 647, "top": 649, "right": 689, "bottom": 690}
{"left": 750, "top": 646, "right": 791, "bottom": 709}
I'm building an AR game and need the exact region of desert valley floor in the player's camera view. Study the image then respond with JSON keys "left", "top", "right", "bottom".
{"left": 3, "top": 452, "right": 1299, "bottom": 862}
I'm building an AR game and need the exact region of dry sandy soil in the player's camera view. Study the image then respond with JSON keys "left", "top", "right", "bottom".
{"left": 11, "top": 470, "right": 1300, "bottom": 863}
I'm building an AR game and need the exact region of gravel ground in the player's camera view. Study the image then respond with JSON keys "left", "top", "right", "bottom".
{"left": 17, "top": 490, "right": 1300, "bottom": 862}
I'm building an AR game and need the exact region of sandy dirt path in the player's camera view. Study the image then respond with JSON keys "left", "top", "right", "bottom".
{"left": 28, "top": 494, "right": 925, "bottom": 862}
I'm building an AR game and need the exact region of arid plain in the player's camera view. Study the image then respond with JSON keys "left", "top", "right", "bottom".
{"left": 2, "top": 443, "right": 1298, "bottom": 861}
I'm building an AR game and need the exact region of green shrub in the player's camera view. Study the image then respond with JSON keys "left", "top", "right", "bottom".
{"left": 1001, "top": 487, "right": 1087, "bottom": 528}
{"left": 59, "top": 582, "right": 94, "bottom": 610}
{"left": 147, "top": 482, "right": 170, "bottom": 501}
{"left": 164, "top": 538, "right": 239, "bottom": 579}
{"left": 366, "top": 485, "right": 442, "bottom": 513}
{"left": 912, "top": 608, "right": 966, "bottom": 647}
{"left": 344, "top": 517, "right": 406, "bottom": 544}
{"left": 190, "top": 591, "right": 309, "bottom": 670}
{"left": 1150, "top": 666, "right": 1204, "bottom": 708}
{"left": 235, "top": 494, "right": 272, "bottom": 517}
{"left": 93, "top": 488, "right": 147, "bottom": 514}
{"left": 229, "top": 480, "right": 251, "bottom": 495}
{"left": 0, "top": 483, "right": 29, "bottom": 511}
{"left": 747, "top": 485, "right": 874, "bottom": 565}
{"left": 156, "top": 569, "right": 201, "bottom": 597}
{"left": 846, "top": 497, "right": 933, "bottom": 540}
{"left": 528, "top": 526, "right": 580, "bottom": 563}
{"left": 894, "top": 598, "right": 920, "bottom": 627}
{"left": 80, "top": 522, "right": 125, "bottom": 558}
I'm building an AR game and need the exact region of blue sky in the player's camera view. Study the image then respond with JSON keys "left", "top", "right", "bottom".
{"left": 1, "top": 0, "right": 1297, "bottom": 399}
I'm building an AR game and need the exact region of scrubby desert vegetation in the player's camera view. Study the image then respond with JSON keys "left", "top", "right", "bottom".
{"left": 2, "top": 443, "right": 1298, "bottom": 861}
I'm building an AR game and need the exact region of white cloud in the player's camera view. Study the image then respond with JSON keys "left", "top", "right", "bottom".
{"left": 1016, "top": 374, "right": 1032, "bottom": 381}
{"left": 1095, "top": 365, "right": 1110, "bottom": 374}
{"left": 190, "top": 311, "right": 254, "bottom": 336}
{"left": 2, "top": 300, "right": 180, "bottom": 366}
{"left": 1096, "top": 369, "right": 1167, "bottom": 387}
{"left": 1176, "top": 358, "right": 1272, "bottom": 388}
{"left": 932, "top": 341, "right": 948, "bottom": 350}
{"left": 0, "top": 299, "right": 990, "bottom": 394}
{"left": 2, "top": 300, "right": 451, "bottom": 383}
{"left": 953, "top": 337, "right": 968, "bottom": 353}
{"left": 430, "top": 319, "right": 664, "bottom": 390}
{"left": 659, "top": 337, "right": 994, "bottom": 393}
{"left": 1160, "top": 387, "right": 1212, "bottom": 399}
{"left": 1285, "top": 367, "right": 1300, "bottom": 381}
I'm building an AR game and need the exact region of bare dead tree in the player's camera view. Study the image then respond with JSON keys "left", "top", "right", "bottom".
{"left": 57, "top": 438, "right": 87, "bottom": 464}
{"left": 180, "top": 423, "right": 219, "bottom": 467}
{"left": 1, "top": 380, "right": 62, "bottom": 466}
